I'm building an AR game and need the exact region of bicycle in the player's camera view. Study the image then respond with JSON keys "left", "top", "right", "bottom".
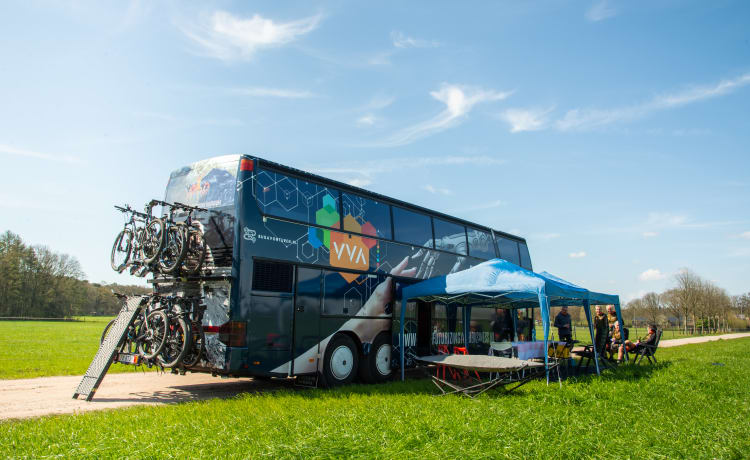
{"left": 110, "top": 204, "right": 148, "bottom": 274}
{"left": 173, "top": 202, "right": 209, "bottom": 275}
{"left": 100, "top": 292, "right": 168, "bottom": 362}
{"left": 151, "top": 201, "right": 188, "bottom": 275}
{"left": 150, "top": 294, "right": 192, "bottom": 368}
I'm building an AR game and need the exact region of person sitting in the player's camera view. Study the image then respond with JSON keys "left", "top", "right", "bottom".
{"left": 609, "top": 321, "right": 629, "bottom": 361}
{"left": 607, "top": 305, "right": 619, "bottom": 335}
{"left": 554, "top": 306, "right": 573, "bottom": 343}
{"left": 618, "top": 324, "right": 658, "bottom": 362}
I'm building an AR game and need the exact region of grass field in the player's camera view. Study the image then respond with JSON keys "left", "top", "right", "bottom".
{"left": 2, "top": 338, "right": 748, "bottom": 459}
{"left": 0, "top": 317, "right": 151, "bottom": 379}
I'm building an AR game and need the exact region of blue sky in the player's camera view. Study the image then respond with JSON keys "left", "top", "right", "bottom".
{"left": 1, "top": 0, "right": 749, "bottom": 301}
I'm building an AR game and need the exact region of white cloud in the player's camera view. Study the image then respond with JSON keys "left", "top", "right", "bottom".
{"left": 639, "top": 268, "right": 667, "bottom": 281}
{"left": 135, "top": 111, "right": 243, "bottom": 127}
{"left": 569, "top": 251, "right": 587, "bottom": 259}
{"left": 356, "top": 114, "right": 378, "bottom": 126}
{"left": 378, "top": 84, "right": 512, "bottom": 147}
{"left": 557, "top": 72, "right": 750, "bottom": 131}
{"left": 230, "top": 87, "right": 315, "bottom": 98}
{"left": 180, "top": 11, "right": 322, "bottom": 61}
{"left": 0, "top": 143, "right": 81, "bottom": 164}
{"left": 311, "top": 155, "right": 505, "bottom": 187}
{"left": 391, "top": 31, "right": 440, "bottom": 49}
{"left": 457, "top": 200, "right": 507, "bottom": 213}
{"left": 423, "top": 184, "right": 453, "bottom": 196}
{"left": 586, "top": 1, "right": 617, "bottom": 22}
{"left": 645, "top": 212, "right": 688, "bottom": 228}
{"left": 347, "top": 178, "right": 372, "bottom": 188}
{"left": 499, "top": 107, "right": 553, "bottom": 132}
{"left": 739, "top": 231, "right": 750, "bottom": 239}
{"left": 642, "top": 231, "right": 659, "bottom": 238}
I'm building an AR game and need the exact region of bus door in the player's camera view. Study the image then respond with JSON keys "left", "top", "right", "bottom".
{"left": 292, "top": 267, "right": 322, "bottom": 375}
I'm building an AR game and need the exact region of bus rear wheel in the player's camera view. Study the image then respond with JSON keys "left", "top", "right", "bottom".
{"left": 322, "top": 334, "right": 359, "bottom": 387}
{"left": 358, "top": 332, "right": 392, "bottom": 384}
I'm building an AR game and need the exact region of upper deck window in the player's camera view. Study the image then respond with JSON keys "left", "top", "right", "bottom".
{"left": 164, "top": 155, "right": 239, "bottom": 209}
{"left": 341, "top": 193, "right": 392, "bottom": 240}
{"left": 392, "top": 206, "right": 432, "bottom": 248}
{"left": 433, "top": 218, "right": 467, "bottom": 255}
{"left": 519, "top": 243, "right": 532, "bottom": 270}
{"left": 467, "top": 228, "right": 496, "bottom": 259}
{"left": 496, "top": 237, "right": 521, "bottom": 266}
{"left": 255, "top": 169, "right": 341, "bottom": 228}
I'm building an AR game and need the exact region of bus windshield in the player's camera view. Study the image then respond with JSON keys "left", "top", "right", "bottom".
{"left": 164, "top": 155, "right": 240, "bottom": 209}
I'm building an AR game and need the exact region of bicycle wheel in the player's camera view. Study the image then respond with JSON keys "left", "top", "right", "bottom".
{"left": 141, "top": 218, "right": 165, "bottom": 264}
{"left": 182, "top": 228, "right": 207, "bottom": 275}
{"left": 137, "top": 310, "right": 168, "bottom": 359}
{"left": 110, "top": 229, "right": 132, "bottom": 272}
{"left": 159, "top": 226, "right": 187, "bottom": 274}
{"left": 158, "top": 316, "right": 191, "bottom": 368}
{"left": 181, "top": 325, "right": 204, "bottom": 367}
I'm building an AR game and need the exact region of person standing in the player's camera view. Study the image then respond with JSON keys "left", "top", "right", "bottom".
{"left": 593, "top": 305, "right": 609, "bottom": 354}
{"left": 554, "top": 306, "right": 573, "bottom": 342}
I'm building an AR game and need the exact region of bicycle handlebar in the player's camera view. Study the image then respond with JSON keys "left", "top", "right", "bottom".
{"left": 173, "top": 202, "right": 208, "bottom": 213}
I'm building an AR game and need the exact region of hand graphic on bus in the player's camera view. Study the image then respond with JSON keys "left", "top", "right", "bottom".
{"left": 358, "top": 256, "right": 415, "bottom": 318}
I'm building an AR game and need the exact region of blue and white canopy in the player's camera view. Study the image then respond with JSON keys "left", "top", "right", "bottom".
{"left": 398, "top": 258, "right": 624, "bottom": 381}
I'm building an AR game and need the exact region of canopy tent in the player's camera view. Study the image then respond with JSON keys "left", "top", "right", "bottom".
{"left": 398, "top": 258, "right": 624, "bottom": 382}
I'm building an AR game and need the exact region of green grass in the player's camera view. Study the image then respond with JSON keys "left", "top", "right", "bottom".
{"left": 2, "top": 338, "right": 749, "bottom": 459}
{"left": 0, "top": 318, "right": 151, "bottom": 379}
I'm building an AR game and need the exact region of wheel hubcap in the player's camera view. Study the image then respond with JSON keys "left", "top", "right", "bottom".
{"left": 375, "top": 344, "right": 392, "bottom": 376}
{"left": 330, "top": 345, "right": 354, "bottom": 380}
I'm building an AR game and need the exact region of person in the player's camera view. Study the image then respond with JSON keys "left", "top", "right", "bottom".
{"left": 515, "top": 310, "right": 529, "bottom": 341}
{"left": 491, "top": 308, "right": 512, "bottom": 342}
{"left": 618, "top": 324, "right": 658, "bottom": 362}
{"left": 593, "top": 305, "right": 609, "bottom": 354}
{"left": 609, "top": 321, "right": 629, "bottom": 361}
{"left": 553, "top": 306, "right": 572, "bottom": 342}
{"left": 606, "top": 305, "right": 619, "bottom": 335}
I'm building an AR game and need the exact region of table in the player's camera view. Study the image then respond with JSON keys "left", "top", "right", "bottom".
{"left": 415, "top": 354, "right": 545, "bottom": 397}
{"left": 512, "top": 341, "right": 576, "bottom": 360}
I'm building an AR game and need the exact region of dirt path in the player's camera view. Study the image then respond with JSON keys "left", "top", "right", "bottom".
{"left": 657, "top": 332, "right": 750, "bottom": 347}
{"left": 0, "top": 372, "right": 295, "bottom": 421}
{"left": 2, "top": 333, "right": 748, "bottom": 421}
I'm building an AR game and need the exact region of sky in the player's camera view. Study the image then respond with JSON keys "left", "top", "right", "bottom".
{"left": 1, "top": 0, "right": 749, "bottom": 302}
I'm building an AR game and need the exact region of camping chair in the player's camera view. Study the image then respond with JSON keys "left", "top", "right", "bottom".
{"left": 574, "top": 339, "right": 614, "bottom": 372}
{"left": 436, "top": 345, "right": 460, "bottom": 380}
{"left": 453, "top": 347, "right": 481, "bottom": 380}
{"left": 632, "top": 329, "right": 663, "bottom": 365}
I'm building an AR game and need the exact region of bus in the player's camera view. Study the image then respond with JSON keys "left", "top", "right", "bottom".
{"left": 156, "top": 154, "right": 533, "bottom": 386}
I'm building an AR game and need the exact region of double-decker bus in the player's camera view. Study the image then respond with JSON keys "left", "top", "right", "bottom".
{"left": 158, "top": 154, "right": 532, "bottom": 386}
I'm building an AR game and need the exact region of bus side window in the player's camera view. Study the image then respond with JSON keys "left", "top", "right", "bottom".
{"left": 519, "top": 243, "right": 532, "bottom": 270}
{"left": 392, "top": 206, "right": 432, "bottom": 248}
{"left": 467, "top": 228, "right": 495, "bottom": 259}
{"left": 341, "top": 193, "right": 392, "bottom": 240}
{"left": 255, "top": 169, "right": 340, "bottom": 228}
{"left": 433, "top": 218, "right": 467, "bottom": 255}
{"left": 497, "top": 237, "right": 521, "bottom": 265}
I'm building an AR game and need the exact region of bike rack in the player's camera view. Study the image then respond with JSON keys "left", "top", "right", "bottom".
{"left": 73, "top": 296, "right": 147, "bottom": 401}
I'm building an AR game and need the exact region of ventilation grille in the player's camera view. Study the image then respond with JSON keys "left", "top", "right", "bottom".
{"left": 253, "top": 260, "right": 294, "bottom": 292}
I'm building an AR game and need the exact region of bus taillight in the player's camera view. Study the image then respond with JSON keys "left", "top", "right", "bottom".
{"left": 240, "top": 159, "right": 254, "bottom": 171}
{"left": 218, "top": 321, "right": 247, "bottom": 347}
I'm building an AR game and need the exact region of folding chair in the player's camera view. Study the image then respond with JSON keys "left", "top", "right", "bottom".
{"left": 488, "top": 341, "right": 513, "bottom": 380}
{"left": 632, "top": 329, "right": 662, "bottom": 365}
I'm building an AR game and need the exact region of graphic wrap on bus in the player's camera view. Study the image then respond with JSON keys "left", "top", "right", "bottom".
{"left": 159, "top": 155, "right": 532, "bottom": 385}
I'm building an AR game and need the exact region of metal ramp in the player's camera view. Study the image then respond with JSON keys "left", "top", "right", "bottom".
{"left": 73, "top": 296, "right": 146, "bottom": 401}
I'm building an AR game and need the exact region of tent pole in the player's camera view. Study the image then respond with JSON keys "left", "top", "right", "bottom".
{"left": 540, "top": 293, "right": 550, "bottom": 385}
{"left": 583, "top": 300, "right": 600, "bottom": 376}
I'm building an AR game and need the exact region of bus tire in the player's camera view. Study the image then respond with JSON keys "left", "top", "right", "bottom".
{"left": 322, "top": 334, "right": 359, "bottom": 387}
{"left": 358, "top": 332, "right": 392, "bottom": 384}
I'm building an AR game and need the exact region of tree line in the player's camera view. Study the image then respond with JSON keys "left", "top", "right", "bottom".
{"left": 624, "top": 269, "right": 750, "bottom": 334}
{"left": 0, "top": 231, "right": 149, "bottom": 318}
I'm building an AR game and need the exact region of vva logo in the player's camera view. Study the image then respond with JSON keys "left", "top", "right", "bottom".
{"left": 329, "top": 231, "right": 369, "bottom": 282}
{"left": 243, "top": 227, "right": 257, "bottom": 243}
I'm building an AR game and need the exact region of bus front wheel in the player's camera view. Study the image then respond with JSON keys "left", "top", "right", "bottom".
{"left": 322, "top": 334, "right": 359, "bottom": 387}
